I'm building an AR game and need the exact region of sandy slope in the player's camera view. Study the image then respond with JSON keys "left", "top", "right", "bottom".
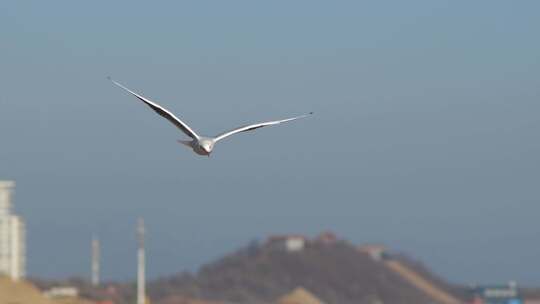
{"left": 0, "top": 276, "right": 94, "bottom": 304}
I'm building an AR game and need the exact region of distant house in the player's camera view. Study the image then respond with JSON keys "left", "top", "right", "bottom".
{"left": 43, "top": 286, "right": 79, "bottom": 298}
{"left": 266, "top": 235, "right": 307, "bottom": 252}
{"left": 469, "top": 282, "right": 522, "bottom": 304}
{"left": 358, "top": 244, "right": 387, "bottom": 261}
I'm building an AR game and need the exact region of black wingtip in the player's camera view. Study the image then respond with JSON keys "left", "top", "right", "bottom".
{"left": 309, "top": 111, "right": 314, "bottom": 115}
{"left": 106, "top": 76, "right": 112, "bottom": 81}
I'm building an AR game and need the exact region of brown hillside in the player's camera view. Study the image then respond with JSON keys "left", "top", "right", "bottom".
{"left": 147, "top": 241, "right": 442, "bottom": 304}
{"left": 159, "top": 295, "right": 224, "bottom": 304}
{"left": 0, "top": 276, "right": 55, "bottom": 304}
{"left": 277, "top": 287, "right": 324, "bottom": 304}
{"left": 0, "top": 276, "right": 94, "bottom": 304}
{"left": 31, "top": 238, "right": 465, "bottom": 304}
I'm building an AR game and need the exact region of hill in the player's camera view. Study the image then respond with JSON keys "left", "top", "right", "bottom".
{"left": 31, "top": 235, "right": 466, "bottom": 304}
{"left": 147, "top": 238, "right": 459, "bottom": 304}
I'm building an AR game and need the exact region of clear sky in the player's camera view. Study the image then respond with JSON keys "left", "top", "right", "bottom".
{"left": 1, "top": 1, "right": 539, "bottom": 285}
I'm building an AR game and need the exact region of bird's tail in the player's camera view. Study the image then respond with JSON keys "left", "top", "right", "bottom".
{"left": 177, "top": 140, "right": 193, "bottom": 149}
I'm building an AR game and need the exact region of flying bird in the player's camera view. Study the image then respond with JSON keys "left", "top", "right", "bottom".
{"left": 109, "top": 78, "right": 312, "bottom": 156}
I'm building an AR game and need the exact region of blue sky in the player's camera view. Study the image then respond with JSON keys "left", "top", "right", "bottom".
{"left": 1, "top": 1, "right": 539, "bottom": 285}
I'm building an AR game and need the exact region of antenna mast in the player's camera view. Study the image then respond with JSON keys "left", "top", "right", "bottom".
{"left": 91, "top": 236, "right": 100, "bottom": 286}
{"left": 137, "top": 218, "right": 146, "bottom": 304}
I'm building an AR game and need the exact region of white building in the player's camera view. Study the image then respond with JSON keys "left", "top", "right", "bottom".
{"left": 44, "top": 287, "right": 79, "bottom": 298}
{"left": 0, "top": 181, "right": 26, "bottom": 280}
{"left": 285, "top": 236, "right": 305, "bottom": 252}
{"left": 267, "top": 235, "right": 306, "bottom": 252}
{"left": 358, "top": 244, "right": 386, "bottom": 261}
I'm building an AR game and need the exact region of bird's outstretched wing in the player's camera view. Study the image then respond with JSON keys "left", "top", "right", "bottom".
{"left": 109, "top": 78, "right": 199, "bottom": 139}
{"left": 214, "top": 112, "right": 313, "bottom": 142}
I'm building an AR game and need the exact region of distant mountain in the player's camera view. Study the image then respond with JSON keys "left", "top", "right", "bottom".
{"left": 147, "top": 236, "right": 462, "bottom": 304}
{"left": 31, "top": 234, "right": 467, "bottom": 304}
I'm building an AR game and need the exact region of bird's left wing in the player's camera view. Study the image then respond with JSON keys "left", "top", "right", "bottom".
{"left": 109, "top": 78, "right": 200, "bottom": 139}
{"left": 213, "top": 112, "right": 312, "bottom": 142}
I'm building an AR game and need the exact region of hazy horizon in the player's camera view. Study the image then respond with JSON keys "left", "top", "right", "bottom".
{"left": 1, "top": 1, "right": 539, "bottom": 285}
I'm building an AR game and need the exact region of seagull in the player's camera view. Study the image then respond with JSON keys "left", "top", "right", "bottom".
{"left": 109, "top": 78, "right": 312, "bottom": 157}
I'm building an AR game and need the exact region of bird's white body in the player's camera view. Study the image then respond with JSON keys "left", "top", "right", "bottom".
{"left": 109, "top": 78, "right": 312, "bottom": 157}
{"left": 179, "top": 138, "right": 215, "bottom": 156}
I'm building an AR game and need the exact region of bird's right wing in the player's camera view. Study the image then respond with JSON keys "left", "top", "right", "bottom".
{"left": 109, "top": 78, "right": 199, "bottom": 140}
{"left": 214, "top": 113, "right": 313, "bottom": 142}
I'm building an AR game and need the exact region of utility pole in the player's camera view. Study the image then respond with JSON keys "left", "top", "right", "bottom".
{"left": 137, "top": 218, "right": 146, "bottom": 304}
{"left": 91, "top": 236, "right": 100, "bottom": 286}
